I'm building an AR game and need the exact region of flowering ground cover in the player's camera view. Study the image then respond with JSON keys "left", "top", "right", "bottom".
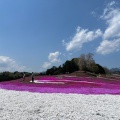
{"left": 0, "top": 75, "right": 120, "bottom": 94}
{"left": 0, "top": 76, "right": 120, "bottom": 120}
{"left": 0, "top": 89, "right": 120, "bottom": 120}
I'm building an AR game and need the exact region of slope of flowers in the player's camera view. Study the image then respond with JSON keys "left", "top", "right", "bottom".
{"left": 1, "top": 89, "right": 120, "bottom": 120}
{"left": 0, "top": 75, "right": 120, "bottom": 94}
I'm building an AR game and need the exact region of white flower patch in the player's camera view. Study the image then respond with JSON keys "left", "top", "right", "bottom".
{"left": 30, "top": 80, "right": 65, "bottom": 84}
{"left": 0, "top": 89, "right": 120, "bottom": 120}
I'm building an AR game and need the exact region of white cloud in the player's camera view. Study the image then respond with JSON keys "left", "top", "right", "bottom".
{"left": 64, "top": 1, "right": 120, "bottom": 55}
{"left": 101, "top": 2, "right": 120, "bottom": 39}
{"left": 0, "top": 56, "right": 26, "bottom": 72}
{"left": 42, "top": 51, "right": 61, "bottom": 69}
{"left": 96, "top": 1, "right": 120, "bottom": 55}
{"left": 96, "top": 39, "right": 120, "bottom": 55}
{"left": 65, "top": 27, "right": 102, "bottom": 51}
{"left": 42, "top": 62, "right": 51, "bottom": 69}
{"left": 48, "top": 51, "right": 61, "bottom": 63}
{"left": 108, "top": 1, "right": 116, "bottom": 7}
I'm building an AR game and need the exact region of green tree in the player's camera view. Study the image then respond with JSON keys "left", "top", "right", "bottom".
{"left": 62, "top": 59, "right": 79, "bottom": 73}
{"left": 79, "top": 53, "right": 95, "bottom": 71}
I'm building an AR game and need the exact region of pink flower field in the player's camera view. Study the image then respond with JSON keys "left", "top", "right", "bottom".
{"left": 0, "top": 75, "right": 120, "bottom": 94}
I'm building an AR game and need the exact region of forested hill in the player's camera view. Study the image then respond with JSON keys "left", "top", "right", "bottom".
{"left": 0, "top": 53, "right": 119, "bottom": 82}
{"left": 45, "top": 53, "right": 106, "bottom": 75}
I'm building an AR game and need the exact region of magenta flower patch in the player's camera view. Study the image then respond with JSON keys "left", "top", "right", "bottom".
{"left": 0, "top": 76, "right": 120, "bottom": 94}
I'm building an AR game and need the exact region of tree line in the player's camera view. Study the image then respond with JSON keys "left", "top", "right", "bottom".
{"left": 45, "top": 53, "right": 106, "bottom": 75}
{"left": 0, "top": 71, "right": 42, "bottom": 82}
{"left": 0, "top": 53, "right": 110, "bottom": 82}
{"left": 0, "top": 71, "right": 32, "bottom": 82}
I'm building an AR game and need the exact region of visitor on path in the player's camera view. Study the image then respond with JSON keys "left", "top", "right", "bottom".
{"left": 23, "top": 72, "right": 26, "bottom": 81}
{"left": 31, "top": 72, "right": 34, "bottom": 83}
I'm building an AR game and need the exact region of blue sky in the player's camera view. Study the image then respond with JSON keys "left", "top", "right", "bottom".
{"left": 0, "top": 0, "right": 120, "bottom": 72}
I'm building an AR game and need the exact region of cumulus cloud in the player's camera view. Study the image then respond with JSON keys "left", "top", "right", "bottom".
{"left": 65, "top": 26, "right": 102, "bottom": 51}
{"left": 96, "top": 39, "right": 120, "bottom": 55}
{"left": 101, "top": 2, "right": 120, "bottom": 39}
{"left": 0, "top": 56, "right": 26, "bottom": 72}
{"left": 42, "top": 62, "right": 51, "bottom": 69}
{"left": 48, "top": 51, "right": 61, "bottom": 63}
{"left": 62, "top": 1, "right": 120, "bottom": 55}
{"left": 96, "top": 1, "right": 120, "bottom": 54}
{"left": 42, "top": 51, "right": 61, "bottom": 69}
